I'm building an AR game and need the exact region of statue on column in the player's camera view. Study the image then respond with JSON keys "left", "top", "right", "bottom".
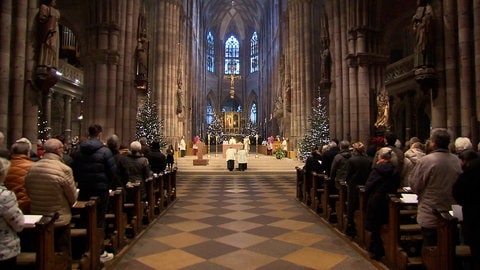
{"left": 135, "top": 7, "right": 149, "bottom": 90}
{"left": 176, "top": 79, "right": 183, "bottom": 114}
{"left": 374, "top": 88, "right": 390, "bottom": 129}
{"left": 285, "top": 78, "right": 291, "bottom": 113}
{"left": 35, "top": 0, "right": 61, "bottom": 91}
{"left": 37, "top": 0, "right": 60, "bottom": 70}
{"left": 412, "top": 0, "right": 434, "bottom": 68}
{"left": 320, "top": 39, "right": 331, "bottom": 83}
{"left": 273, "top": 96, "right": 284, "bottom": 119}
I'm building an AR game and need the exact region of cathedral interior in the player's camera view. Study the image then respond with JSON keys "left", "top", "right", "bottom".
{"left": 1, "top": 0, "right": 479, "bottom": 149}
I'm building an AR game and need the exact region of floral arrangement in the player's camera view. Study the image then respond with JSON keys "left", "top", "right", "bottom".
{"left": 274, "top": 145, "right": 286, "bottom": 159}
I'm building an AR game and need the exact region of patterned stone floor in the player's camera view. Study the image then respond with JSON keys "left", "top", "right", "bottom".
{"left": 114, "top": 173, "right": 381, "bottom": 270}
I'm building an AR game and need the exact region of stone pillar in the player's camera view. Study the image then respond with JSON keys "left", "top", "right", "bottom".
{"left": 64, "top": 96, "right": 72, "bottom": 142}
{"left": 475, "top": 0, "right": 480, "bottom": 122}
{"left": 443, "top": 0, "right": 459, "bottom": 136}
{"left": 154, "top": 0, "right": 182, "bottom": 141}
{"left": 458, "top": 0, "right": 473, "bottom": 136}
{"left": 0, "top": 0, "right": 12, "bottom": 133}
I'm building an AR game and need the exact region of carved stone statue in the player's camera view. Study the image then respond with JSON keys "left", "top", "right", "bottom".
{"left": 273, "top": 96, "right": 284, "bottom": 119}
{"left": 37, "top": 0, "right": 60, "bottom": 69}
{"left": 412, "top": 0, "right": 434, "bottom": 67}
{"left": 374, "top": 90, "right": 390, "bottom": 128}
{"left": 320, "top": 39, "right": 331, "bottom": 82}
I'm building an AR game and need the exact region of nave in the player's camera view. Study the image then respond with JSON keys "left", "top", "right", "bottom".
{"left": 112, "top": 173, "right": 383, "bottom": 270}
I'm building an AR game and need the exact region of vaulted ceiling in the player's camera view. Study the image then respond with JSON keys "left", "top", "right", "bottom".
{"left": 202, "top": 0, "right": 268, "bottom": 40}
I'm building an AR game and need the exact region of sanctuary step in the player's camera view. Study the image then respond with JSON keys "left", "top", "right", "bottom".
{"left": 175, "top": 153, "right": 304, "bottom": 175}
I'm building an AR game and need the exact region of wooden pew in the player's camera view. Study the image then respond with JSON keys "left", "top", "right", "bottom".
{"left": 422, "top": 209, "right": 472, "bottom": 270}
{"left": 310, "top": 172, "right": 326, "bottom": 214}
{"left": 353, "top": 186, "right": 368, "bottom": 248}
{"left": 104, "top": 188, "right": 126, "bottom": 253}
{"left": 124, "top": 183, "right": 142, "bottom": 237}
{"left": 144, "top": 177, "right": 155, "bottom": 223}
{"left": 169, "top": 168, "right": 177, "bottom": 202}
{"left": 71, "top": 197, "right": 102, "bottom": 270}
{"left": 295, "top": 166, "right": 304, "bottom": 201}
{"left": 322, "top": 175, "right": 339, "bottom": 223}
{"left": 153, "top": 173, "right": 164, "bottom": 215}
{"left": 384, "top": 194, "right": 423, "bottom": 270}
{"left": 335, "top": 180, "right": 347, "bottom": 232}
{"left": 302, "top": 169, "right": 312, "bottom": 206}
{"left": 17, "top": 213, "right": 59, "bottom": 270}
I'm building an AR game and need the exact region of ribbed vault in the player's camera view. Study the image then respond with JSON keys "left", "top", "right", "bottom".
{"left": 203, "top": 0, "right": 267, "bottom": 38}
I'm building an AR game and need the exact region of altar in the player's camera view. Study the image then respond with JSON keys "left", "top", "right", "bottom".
{"left": 222, "top": 144, "right": 245, "bottom": 158}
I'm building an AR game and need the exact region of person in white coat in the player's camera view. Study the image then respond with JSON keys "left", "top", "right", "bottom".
{"left": 225, "top": 146, "right": 236, "bottom": 171}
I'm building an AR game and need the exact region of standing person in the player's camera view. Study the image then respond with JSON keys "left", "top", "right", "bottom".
{"left": 146, "top": 141, "right": 167, "bottom": 174}
{"left": 166, "top": 144, "right": 175, "bottom": 171}
{"left": 243, "top": 136, "right": 250, "bottom": 154}
{"left": 452, "top": 154, "right": 480, "bottom": 270}
{"left": 345, "top": 142, "right": 372, "bottom": 238}
{"left": 408, "top": 128, "right": 462, "bottom": 247}
{"left": 72, "top": 124, "right": 115, "bottom": 262}
{"left": 179, "top": 136, "right": 186, "bottom": 157}
{"left": 237, "top": 147, "right": 247, "bottom": 171}
{"left": 225, "top": 146, "right": 236, "bottom": 171}
{"left": 25, "top": 139, "right": 77, "bottom": 264}
{"left": 0, "top": 158, "right": 24, "bottom": 269}
{"left": 118, "top": 141, "right": 152, "bottom": 201}
{"left": 365, "top": 147, "right": 397, "bottom": 260}
{"left": 37, "top": 0, "right": 60, "bottom": 69}
{"left": 5, "top": 138, "right": 35, "bottom": 214}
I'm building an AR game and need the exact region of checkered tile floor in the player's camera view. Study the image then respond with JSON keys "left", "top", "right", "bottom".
{"left": 114, "top": 173, "right": 379, "bottom": 270}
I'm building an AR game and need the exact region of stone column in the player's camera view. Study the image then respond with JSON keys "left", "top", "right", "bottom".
{"left": 64, "top": 96, "right": 72, "bottom": 142}
{"left": 10, "top": 0, "right": 29, "bottom": 141}
{"left": 475, "top": 0, "right": 480, "bottom": 122}
{"left": 443, "top": 0, "right": 459, "bottom": 136}
{"left": 154, "top": 0, "right": 182, "bottom": 141}
{"left": 0, "top": 0, "right": 12, "bottom": 133}
{"left": 458, "top": 0, "right": 473, "bottom": 136}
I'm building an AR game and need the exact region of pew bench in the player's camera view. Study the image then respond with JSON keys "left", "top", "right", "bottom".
{"left": 384, "top": 194, "right": 423, "bottom": 270}
{"left": 17, "top": 213, "right": 60, "bottom": 270}
{"left": 310, "top": 172, "right": 326, "bottom": 214}
{"left": 124, "top": 183, "right": 143, "bottom": 237}
{"left": 422, "top": 209, "right": 472, "bottom": 270}
{"left": 105, "top": 188, "right": 127, "bottom": 253}
{"left": 70, "top": 197, "right": 102, "bottom": 270}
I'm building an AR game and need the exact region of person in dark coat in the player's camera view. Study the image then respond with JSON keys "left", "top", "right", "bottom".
{"left": 72, "top": 124, "right": 116, "bottom": 230}
{"left": 322, "top": 141, "right": 339, "bottom": 177}
{"left": 166, "top": 144, "right": 174, "bottom": 171}
{"left": 118, "top": 141, "right": 151, "bottom": 201}
{"left": 365, "top": 147, "right": 397, "bottom": 260}
{"left": 302, "top": 147, "right": 324, "bottom": 203}
{"left": 345, "top": 142, "right": 372, "bottom": 238}
{"left": 146, "top": 141, "right": 167, "bottom": 174}
{"left": 452, "top": 152, "right": 480, "bottom": 270}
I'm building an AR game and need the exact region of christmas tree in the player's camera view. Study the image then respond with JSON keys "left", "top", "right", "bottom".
{"left": 136, "top": 89, "right": 166, "bottom": 147}
{"left": 206, "top": 111, "right": 223, "bottom": 143}
{"left": 242, "top": 120, "right": 259, "bottom": 138}
{"left": 298, "top": 95, "right": 330, "bottom": 161}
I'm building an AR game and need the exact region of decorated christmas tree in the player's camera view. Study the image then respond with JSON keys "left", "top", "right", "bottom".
{"left": 206, "top": 111, "right": 223, "bottom": 143}
{"left": 298, "top": 95, "right": 330, "bottom": 161}
{"left": 135, "top": 89, "right": 166, "bottom": 147}
{"left": 242, "top": 120, "right": 259, "bottom": 138}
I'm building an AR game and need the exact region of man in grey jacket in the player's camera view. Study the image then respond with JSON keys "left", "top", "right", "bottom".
{"left": 408, "top": 128, "right": 462, "bottom": 246}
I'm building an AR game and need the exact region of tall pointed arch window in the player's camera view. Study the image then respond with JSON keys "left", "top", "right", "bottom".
{"left": 206, "top": 31, "right": 214, "bottom": 72}
{"left": 250, "top": 31, "right": 259, "bottom": 73}
{"left": 224, "top": 35, "right": 240, "bottom": 74}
